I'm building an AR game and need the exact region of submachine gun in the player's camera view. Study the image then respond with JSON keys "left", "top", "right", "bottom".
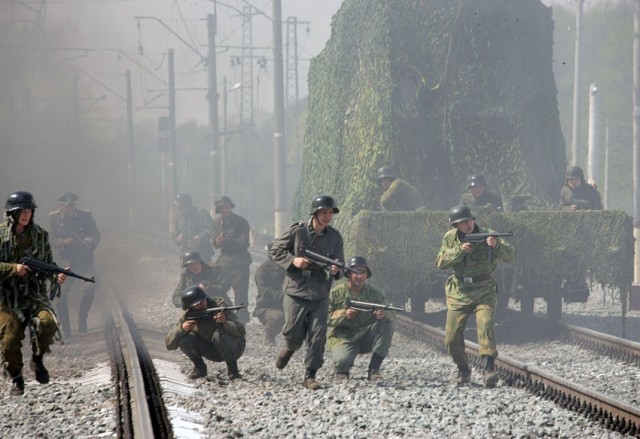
{"left": 19, "top": 256, "right": 96, "bottom": 300}
{"left": 185, "top": 303, "right": 245, "bottom": 321}
{"left": 462, "top": 231, "right": 513, "bottom": 264}
{"left": 303, "top": 249, "right": 360, "bottom": 275}
{"left": 346, "top": 299, "right": 406, "bottom": 313}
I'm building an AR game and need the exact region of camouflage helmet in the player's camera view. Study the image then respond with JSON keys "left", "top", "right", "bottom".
{"left": 448, "top": 205, "right": 474, "bottom": 226}
{"left": 465, "top": 174, "right": 487, "bottom": 190}
{"left": 174, "top": 192, "right": 193, "bottom": 207}
{"left": 565, "top": 166, "right": 584, "bottom": 180}
{"left": 310, "top": 195, "right": 340, "bottom": 215}
{"left": 345, "top": 255, "right": 372, "bottom": 278}
{"left": 5, "top": 191, "right": 37, "bottom": 212}
{"left": 181, "top": 285, "right": 207, "bottom": 310}
{"left": 376, "top": 166, "right": 396, "bottom": 182}
{"left": 182, "top": 250, "right": 202, "bottom": 267}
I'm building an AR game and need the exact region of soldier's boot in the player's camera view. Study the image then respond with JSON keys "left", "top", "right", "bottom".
{"left": 31, "top": 355, "right": 50, "bottom": 384}
{"left": 226, "top": 360, "right": 242, "bottom": 381}
{"left": 186, "top": 358, "right": 207, "bottom": 380}
{"left": 454, "top": 364, "right": 472, "bottom": 385}
{"left": 367, "top": 353, "right": 385, "bottom": 382}
{"left": 275, "top": 348, "right": 294, "bottom": 370}
{"left": 10, "top": 375, "right": 24, "bottom": 396}
{"left": 303, "top": 368, "right": 322, "bottom": 390}
{"left": 482, "top": 356, "right": 499, "bottom": 388}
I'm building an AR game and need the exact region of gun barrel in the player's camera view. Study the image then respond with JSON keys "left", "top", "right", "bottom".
{"left": 304, "top": 249, "right": 356, "bottom": 272}
{"left": 347, "top": 299, "right": 405, "bottom": 312}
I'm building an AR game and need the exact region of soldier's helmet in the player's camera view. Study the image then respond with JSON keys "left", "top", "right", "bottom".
{"left": 345, "top": 255, "right": 372, "bottom": 278}
{"left": 182, "top": 250, "right": 203, "bottom": 267}
{"left": 174, "top": 193, "right": 193, "bottom": 207}
{"left": 214, "top": 195, "right": 235, "bottom": 213}
{"left": 5, "top": 191, "right": 37, "bottom": 212}
{"left": 565, "top": 166, "right": 585, "bottom": 181}
{"left": 448, "top": 205, "right": 474, "bottom": 226}
{"left": 181, "top": 285, "right": 208, "bottom": 310}
{"left": 376, "top": 166, "right": 396, "bottom": 182}
{"left": 465, "top": 174, "right": 487, "bottom": 190}
{"left": 310, "top": 195, "right": 340, "bottom": 215}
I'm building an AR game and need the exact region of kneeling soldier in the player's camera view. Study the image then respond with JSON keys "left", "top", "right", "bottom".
{"left": 165, "top": 286, "right": 246, "bottom": 380}
{"left": 327, "top": 256, "right": 394, "bottom": 381}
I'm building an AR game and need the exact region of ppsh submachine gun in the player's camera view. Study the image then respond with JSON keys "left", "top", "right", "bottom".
{"left": 19, "top": 256, "right": 96, "bottom": 300}
{"left": 346, "top": 299, "right": 406, "bottom": 313}
{"left": 303, "top": 249, "right": 360, "bottom": 275}
{"left": 185, "top": 303, "right": 245, "bottom": 321}
{"left": 462, "top": 231, "right": 513, "bottom": 264}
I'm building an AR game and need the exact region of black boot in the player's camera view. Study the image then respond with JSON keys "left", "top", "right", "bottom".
{"left": 31, "top": 355, "right": 49, "bottom": 384}
{"left": 454, "top": 364, "right": 471, "bottom": 385}
{"left": 10, "top": 375, "right": 24, "bottom": 396}
{"left": 226, "top": 361, "right": 241, "bottom": 380}
{"left": 367, "top": 353, "right": 385, "bottom": 381}
{"left": 303, "top": 368, "right": 322, "bottom": 390}
{"left": 187, "top": 358, "right": 207, "bottom": 380}
{"left": 482, "top": 355, "right": 498, "bottom": 388}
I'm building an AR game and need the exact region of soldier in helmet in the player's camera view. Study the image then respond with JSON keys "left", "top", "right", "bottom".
{"left": 460, "top": 174, "right": 503, "bottom": 211}
{"left": 212, "top": 195, "right": 252, "bottom": 324}
{"left": 172, "top": 250, "right": 232, "bottom": 308}
{"left": 560, "top": 166, "right": 603, "bottom": 210}
{"left": 0, "top": 191, "right": 68, "bottom": 395}
{"left": 165, "top": 286, "right": 246, "bottom": 380}
{"left": 270, "top": 195, "right": 344, "bottom": 390}
{"left": 49, "top": 192, "right": 101, "bottom": 337}
{"left": 376, "top": 165, "right": 423, "bottom": 211}
{"left": 172, "top": 193, "right": 215, "bottom": 263}
{"left": 327, "top": 256, "right": 395, "bottom": 382}
{"left": 253, "top": 242, "right": 286, "bottom": 347}
{"left": 435, "top": 205, "right": 515, "bottom": 388}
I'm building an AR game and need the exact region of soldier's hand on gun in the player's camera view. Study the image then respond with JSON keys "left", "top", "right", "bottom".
{"left": 15, "top": 263, "right": 30, "bottom": 277}
{"left": 84, "top": 237, "right": 94, "bottom": 246}
{"left": 293, "top": 257, "right": 310, "bottom": 269}
{"left": 214, "top": 311, "right": 227, "bottom": 325}
{"left": 345, "top": 307, "right": 360, "bottom": 320}
{"left": 57, "top": 270, "right": 69, "bottom": 285}
{"left": 181, "top": 319, "right": 197, "bottom": 333}
{"left": 486, "top": 236, "right": 498, "bottom": 248}
{"left": 63, "top": 237, "right": 75, "bottom": 246}
{"left": 373, "top": 308, "right": 385, "bottom": 320}
{"left": 329, "top": 264, "right": 339, "bottom": 275}
{"left": 461, "top": 242, "right": 474, "bottom": 254}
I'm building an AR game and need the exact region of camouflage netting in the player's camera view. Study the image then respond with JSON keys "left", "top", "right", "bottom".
{"left": 342, "top": 210, "right": 633, "bottom": 306}
{"left": 295, "top": 0, "right": 566, "bottom": 220}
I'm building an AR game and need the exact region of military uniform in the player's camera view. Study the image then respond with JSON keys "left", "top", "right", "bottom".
{"left": 560, "top": 183, "right": 602, "bottom": 210}
{"left": 435, "top": 225, "right": 515, "bottom": 372}
{"left": 174, "top": 207, "right": 215, "bottom": 263}
{"left": 253, "top": 258, "right": 286, "bottom": 344}
{"left": 165, "top": 296, "right": 246, "bottom": 377}
{"left": 460, "top": 190, "right": 503, "bottom": 211}
{"left": 327, "top": 283, "right": 394, "bottom": 375}
{"left": 380, "top": 178, "right": 422, "bottom": 211}
{"left": 172, "top": 263, "right": 231, "bottom": 308}
{"left": 49, "top": 205, "right": 100, "bottom": 335}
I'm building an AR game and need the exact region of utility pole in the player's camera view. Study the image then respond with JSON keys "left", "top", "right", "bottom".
{"left": 272, "top": 0, "right": 287, "bottom": 236}
{"left": 570, "top": 0, "right": 584, "bottom": 166}
{"left": 240, "top": 6, "right": 256, "bottom": 128}
{"left": 207, "top": 13, "right": 220, "bottom": 211}
{"left": 587, "top": 84, "right": 600, "bottom": 185}
{"left": 168, "top": 49, "right": 178, "bottom": 204}
{"left": 126, "top": 69, "right": 135, "bottom": 230}
{"left": 604, "top": 120, "right": 610, "bottom": 209}
{"left": 632, "top": 0, "right": 640, "bottom": 316}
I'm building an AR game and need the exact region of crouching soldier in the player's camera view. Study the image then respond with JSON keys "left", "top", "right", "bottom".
{"left": 165, "top": 286, "right": 246, "bottom": 380}
{"left": 253, "top": 243, "right": 286, "bottom": 347}
{"left": 327, "top": 256, "right": 394, "bottom": 381}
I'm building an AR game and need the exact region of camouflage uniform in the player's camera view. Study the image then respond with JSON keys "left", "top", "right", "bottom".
{"left": 213, "top": 212, "right": 252, "bottom": 322}
{"left": 560, "top": 183, "right": 603, "bottom": 210}
{"left": 270, "top": 219, "right": 344, "bottom": 372}
{"left": 49, "top": 207, "right": 100, "bottom": 335}
{"left": 0, "top": 218, "right": 59, "bottom": 380}
{"left": 165, "top": 296, "right": 246, "bottom": 374}
{"left": 174, "top": 207, "right": 215, "bottom": 263}
{"left": 380, "top": 178, "right": 423, "bottom": 211}
{"left": 327, "top": 283, "right": 394, "bottom": 374}
{"left": 253, "top": 258, "right": 286, "bottom": 343}
{"left": 435, "top": 225, "right": 515, "bottom": 369}
{"left": 172, "top": 263, "right": 231, "bottom": 308}
{"left": 460, "top": 190, "right": 503, "bottom": 211}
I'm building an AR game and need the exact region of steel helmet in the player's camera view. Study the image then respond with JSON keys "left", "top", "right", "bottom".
{"left": 214, "top": 195, "right": 235, "bottom": 213}
{"left": 174, "top": 193, "right": 193, "bottom": 207}
{"left": 182, "top": 250, "right": 203, "bottom": 267}
{"left": 465, "top": 174, "right": 487, "bottom": 190}
{"left": 310, "top": 195, "right": 340, "bottom": 215}
{"left": 181, "top": 285, "right": 208, "bottom": 310}
{"left": 565, "top": 166, "right": 584, "bottom": 180}
{"left": 376, "top": 166, "right": 396, "bottom": 182}
{"left": 5, "top": 191, "right": 37, "bottom": 212}
{"left": 448, "top": 205, "right": 474, "bottom": 225}
{"left": 345, "top": 255, "right": 372, "bottom": 278}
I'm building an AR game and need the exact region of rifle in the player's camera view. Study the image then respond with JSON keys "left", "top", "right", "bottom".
{"left": 303, "top": 249, "right": 360, "bottom": 275}
{"left": 570, "top": 198, "right": 590, "bottom": 210}
{"left": 462, "top": 232, "right": 513, "bottom": 264}
{"left": 68, "top": 230, "right": 95, "bottom": 250}
{"left": 19, "top": 256, "right": 95, "bottom": 300}
{"left": 184, "top": 303, "right": 245, "bottom": 321}
{"left": 346, "top": 298, "right": 406, "bottom": 313}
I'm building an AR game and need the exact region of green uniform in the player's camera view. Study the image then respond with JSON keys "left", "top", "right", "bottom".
{"left": 172, "top": 263, "right": 231, "bottom": 308}
{"left": 380, "top": 178, "right": 423, "bottom": 211}
{"left": 0, "top": 219, "right": 59, "bottom": 378}
{"left": 435, "top": 225, "right": 515, "bottom": 367}
{"left": 174, "top": 207, "right": 215, "bottom": 262}
{"left": 327, "top": 283, "right": 394, "bottom": 373}
{"left": 253, "top": 259, "right": 285, "bottom": 340}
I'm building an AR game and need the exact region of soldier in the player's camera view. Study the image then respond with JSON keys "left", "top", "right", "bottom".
{"left": 435, "top": 205, "right": 515, "bottom": 388}
{"left": 253, "top": 243, "right": 286, "bottom": 347}
{"left": 49, "top": 192, "right": 100, "bottom": 337}
{"left": 460, "top": 174, "right": 503, "bottom": 211}
{"left": 173, "top": 193, "right": 215, "bottom": 263}
{"left": 560, "top": 166, "right": 603, "bottom": 210}
{"left": 0, "top": 191, "right": 68, "bottom": 395}
{"left": 171, "top": 250, "right": 232, "bottom": 308}
{"left": 270, "top": 195, "right": 344, "bottom": 390}
{"left": 165, "top": 286, "right": 246, "bottom": 380}
{"left": 328, "top": 256, "right": 394, "bottom": 381}
{"left": 212, "top": 196, "right": 252, "bottom": 324}
{"left": 376, "top": 165, "right": 423, "bottom": 211}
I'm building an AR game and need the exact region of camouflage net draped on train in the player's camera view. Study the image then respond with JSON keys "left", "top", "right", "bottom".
{"left": 342, "top": 210, "right": 633, "bottom": 308}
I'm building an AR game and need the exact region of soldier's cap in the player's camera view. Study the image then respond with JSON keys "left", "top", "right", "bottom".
{"left": 58, "top": 192, "right": 78, "bottom": 205}
{"left": 215, "top": 196, "right": 235, "bottom": 213}
{"left": 465, "top": 174, "right": 487, "bottom": 189}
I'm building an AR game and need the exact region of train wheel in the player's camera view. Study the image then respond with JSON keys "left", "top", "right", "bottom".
{"left": 546, "top": 294, "right": 562, "bottom": 321}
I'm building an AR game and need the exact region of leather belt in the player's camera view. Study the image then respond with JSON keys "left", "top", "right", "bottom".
{"left": 455, "top": 273, "right": 493, "bottom": 284}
